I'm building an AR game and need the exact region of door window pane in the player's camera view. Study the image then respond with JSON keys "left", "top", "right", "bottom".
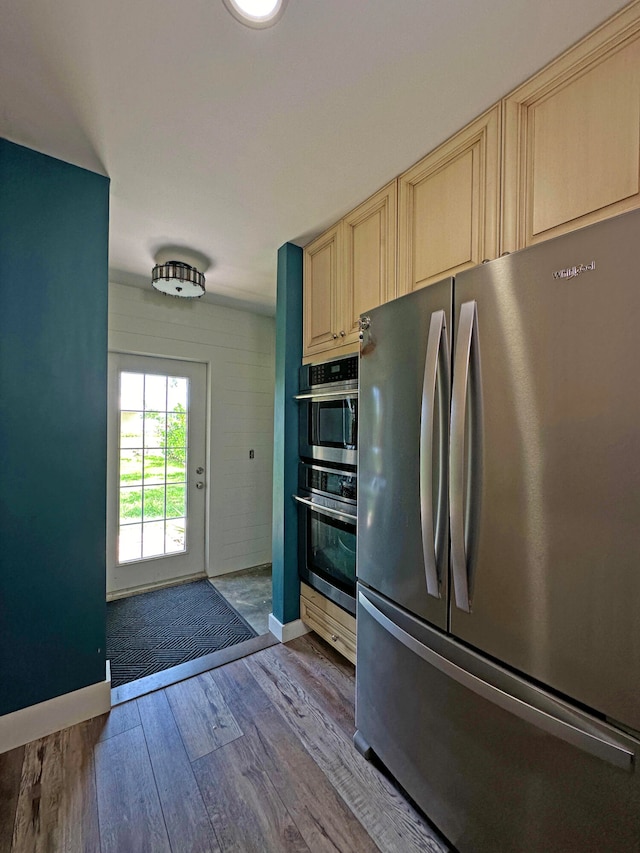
{"left": 167, "top": 458, "right": 186, "bottom": 483}
{"left": 120, "top": 449, "right": 143, "bottom": 486}
{"left": 167, "top": 377, "right": 188, "bottom": 412}
{"left": 120, "top": 373, "right": 144, "bottom": 410}
{"left": 119, "top": 523, "right": 142, "bottom": 562}
{"left": 143, "top": 486, "right": 165, "bottom": 521}
{"left": 166, "top": 484, "right": 185, "bottom": 518}
{"left": 120, "top": 412, "right": 143, "bottom": 448}
{"left": 144, "top": 412, "right": 166, "bottom": 448}
{"left": 117, "top": 370, "right": 190, "bottom": 564}
{"left": 120, "top": 487, "right": 142, "bottom": 523}
{"left": 144, "top": 450, "right": 165, "bottom": 484}
{"left": 145, "top": 374, "right": 167, "bottom": 411}
{"left": 166, "top": 518, "right": 186, "bottom": 553}
{"left": 142, "top": 521, "right": 165, "bottom": 558}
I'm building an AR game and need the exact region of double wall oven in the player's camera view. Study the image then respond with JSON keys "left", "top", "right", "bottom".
{"left": 295, "top": 354, "right": 358, "bottom": 615}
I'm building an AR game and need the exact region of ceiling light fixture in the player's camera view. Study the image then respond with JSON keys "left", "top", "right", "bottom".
{"left": 151, "top": 247, "right": 210, "bottom": 298}
{"left": 222, "top": 0, "right": 287, "bottom": 29}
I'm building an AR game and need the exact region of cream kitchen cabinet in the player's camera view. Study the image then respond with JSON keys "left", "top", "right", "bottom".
{"left": 304, "top": 2, "right": 640, "bottom": 351}
{"left": 302, "top": 223, "right": 341, "bottom": 359}
{"left": 302, "top": 181, "right": 397, "bottom": 361}
{"left": 502, "top": 1, "right": 640, "bottom": 251}
{"left": 300, "top": 582, "right": 356, "bottom": 664}
{"left": 341, "top": 181, "right": 397, "bottom": 343}
{"left": 397, "top": 104, "right": 501, "bottom": 295}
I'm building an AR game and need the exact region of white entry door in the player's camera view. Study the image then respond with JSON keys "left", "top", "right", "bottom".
{"left": 107, "top": 354, "right": 207, "bottom": 594}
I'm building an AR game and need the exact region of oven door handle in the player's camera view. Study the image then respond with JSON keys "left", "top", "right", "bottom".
{"left": 294, "top": 389, "right": 359, "bottom": 401}
{"left": 293, "top": 494, "right": 357, "bottom": 524}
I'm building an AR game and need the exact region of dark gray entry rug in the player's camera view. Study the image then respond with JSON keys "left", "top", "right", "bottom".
{"left": 107, "top": 579, "right": 258, "bottom": 687}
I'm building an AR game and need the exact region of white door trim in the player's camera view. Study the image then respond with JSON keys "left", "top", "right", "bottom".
{"left": 107, "top": 353, "right": 208, "bottom": 595}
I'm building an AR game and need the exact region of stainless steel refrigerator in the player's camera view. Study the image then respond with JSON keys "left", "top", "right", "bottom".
{"left": 355, "top": 208, "right": 640, "bottom": 852}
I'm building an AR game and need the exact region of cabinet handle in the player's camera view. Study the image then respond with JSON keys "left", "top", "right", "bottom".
{"left": 332, "top": 333, "right": 338, "bottom": 339}
{"left": 340, "top": 330, "right": 346, "bottom": 337}
{"left": 331, "top": 634, "right": 339, "bottom": 642}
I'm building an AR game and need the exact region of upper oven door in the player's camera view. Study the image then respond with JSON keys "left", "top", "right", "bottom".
{"left": 297, "top": 389, "right": 358, "bottom": 467}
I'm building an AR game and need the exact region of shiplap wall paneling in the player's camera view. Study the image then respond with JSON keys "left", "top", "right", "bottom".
{"left": 108, "top": 283, "right": 275, "bottom": 583}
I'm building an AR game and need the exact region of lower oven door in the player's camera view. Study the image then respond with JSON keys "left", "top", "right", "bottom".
{"left": 294, "top": 490, "right": 357, "bottom": 615}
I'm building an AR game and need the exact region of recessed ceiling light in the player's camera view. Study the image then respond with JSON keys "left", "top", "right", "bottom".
{"left": 222, "top": 0, "right": 287, "bottom": 29}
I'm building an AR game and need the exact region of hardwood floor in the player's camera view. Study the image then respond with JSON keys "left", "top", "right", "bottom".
{"left": 0, "top": 636, "right": 449, "bottom": 853}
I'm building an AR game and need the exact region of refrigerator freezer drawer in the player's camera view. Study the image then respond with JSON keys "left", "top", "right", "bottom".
{"left": 355, "top": 586, "right": 640, "bottom": 853}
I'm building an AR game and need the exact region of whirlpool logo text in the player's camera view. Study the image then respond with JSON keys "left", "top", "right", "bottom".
{"left": 552, "top": 261, "right": 596, "bottom": 280}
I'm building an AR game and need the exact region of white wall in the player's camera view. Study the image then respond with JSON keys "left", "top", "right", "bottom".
{"left": 108, "top": 282, "right": 275, "bottom": 578}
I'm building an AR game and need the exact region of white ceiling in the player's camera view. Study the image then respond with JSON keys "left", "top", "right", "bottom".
{"left": 1, "top": 0, "right": 629, "bottom": 315}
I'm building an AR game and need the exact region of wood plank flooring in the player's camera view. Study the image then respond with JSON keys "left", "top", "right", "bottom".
{"left": 0, "top": 636, "right": 449, "bottom": 853}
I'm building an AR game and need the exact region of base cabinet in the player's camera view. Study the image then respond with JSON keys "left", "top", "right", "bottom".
{"left": 300, "top": 582, "right": 356, "bottom": 664}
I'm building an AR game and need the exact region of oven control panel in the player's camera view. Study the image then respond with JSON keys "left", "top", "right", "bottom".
{"left": 301, "top": 464, "right": 357, "bottom": 503}
{"left": 302, "top": 354, "right": 358, "bottom": 390}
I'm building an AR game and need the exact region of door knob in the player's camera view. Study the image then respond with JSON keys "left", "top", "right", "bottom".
{"left": 196, "top": 481, "right": 205, "bottom": 490}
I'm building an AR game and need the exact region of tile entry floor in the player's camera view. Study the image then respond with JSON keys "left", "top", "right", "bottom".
{"left": 209, "top": 563, "right": 272, "bottom": 635}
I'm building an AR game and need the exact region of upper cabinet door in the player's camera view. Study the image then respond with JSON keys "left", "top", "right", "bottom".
{"left": 341, "top": 181, "right": 397, "bottom": 346}
{"left": 502, "top": 4, "right": 640, "bottom": 252}
{"left": 398, "top": 105, "right": 501, "bottom": 295}
{"left": 303, "top": 223, "right": 341, "bottom": 357}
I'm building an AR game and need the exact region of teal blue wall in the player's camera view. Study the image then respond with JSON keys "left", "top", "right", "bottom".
{"left": 0, "top": 139, "right": 109, "bottom": 716}
{"left": 271, "top": 243, "right": 303, "bottom": 625}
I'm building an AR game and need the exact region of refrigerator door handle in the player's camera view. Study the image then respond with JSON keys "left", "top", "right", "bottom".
{"left": 359, "top": 591, "right": 635, "bottom": 771}
{"left": 420, "top": 309, "right": 449, "bottom": 597}
{"left": 450, "top": 300, "right": 481, "bottom": 612}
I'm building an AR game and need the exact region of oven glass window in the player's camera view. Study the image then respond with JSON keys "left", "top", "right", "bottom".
{"left": 310, "top": 396, "right": 357, "bottom": 449}
{"left": 308, "top": 509, "right": 356, "bottom": 593}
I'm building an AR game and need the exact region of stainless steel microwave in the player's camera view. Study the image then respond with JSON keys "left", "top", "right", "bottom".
{"left": 297, "top": 354, "right": 358, "bottom": 468}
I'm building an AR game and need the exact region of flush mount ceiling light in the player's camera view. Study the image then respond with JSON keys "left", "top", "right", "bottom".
{"left": 151, "top": 247, "right": 211, "bottom": 299}
{"left": 222, "top": 0, "right": 287, "bottom": 29}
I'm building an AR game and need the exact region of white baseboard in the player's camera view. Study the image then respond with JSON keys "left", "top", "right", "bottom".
{"left": 107, "top": 572, "right": 206, "bottom": 601}
{"left": 0, "top": 662, "right": 112, "bottom": 754}
{"left": 207, "top": 561, "right": 272, "bottom": 580}
{"left": 268, "top": 613, "right": 310, "bottom": 643}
